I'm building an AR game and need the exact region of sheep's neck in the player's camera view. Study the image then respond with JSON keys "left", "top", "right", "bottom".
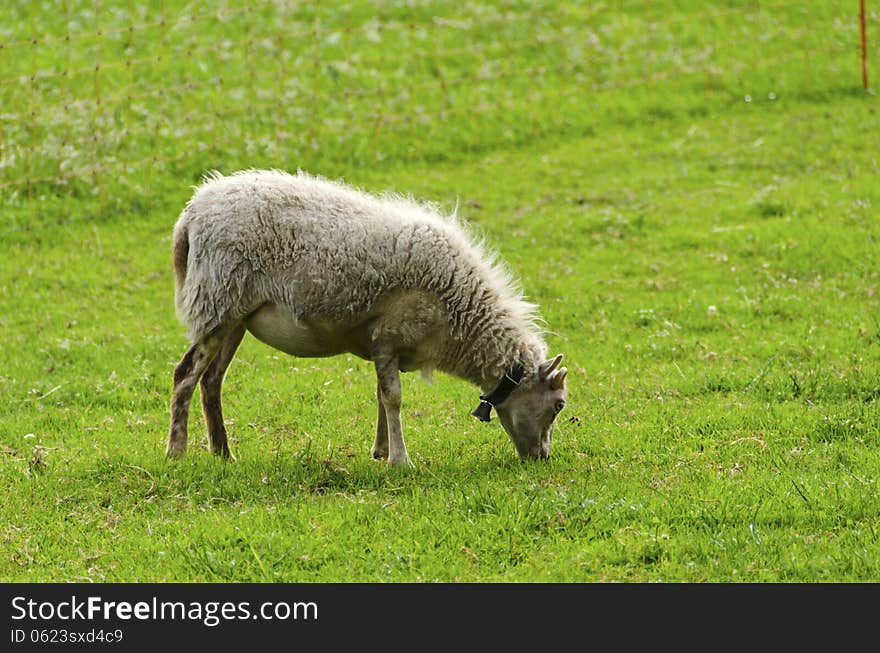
{"left": 441, "top": 316, "right": 544, "bottom": 393}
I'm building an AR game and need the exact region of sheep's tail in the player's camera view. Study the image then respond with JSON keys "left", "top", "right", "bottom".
{"left": 172, "top": 214, "right": 190, "bottom": 314}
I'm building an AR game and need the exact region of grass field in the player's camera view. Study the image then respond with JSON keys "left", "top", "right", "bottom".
{"left": 2, "top": 1, "right": 879, "bottom": 582}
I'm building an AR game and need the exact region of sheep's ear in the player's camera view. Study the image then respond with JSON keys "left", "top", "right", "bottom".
{"left": 550, "top": 367, "right": 567, "bottom": 391}
{"left": 539, "top": 354, "right": 563, "bottom": 380}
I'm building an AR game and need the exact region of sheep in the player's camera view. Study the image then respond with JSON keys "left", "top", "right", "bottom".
{"left": 168, "top": 169, "right": 568, "bottom": 466}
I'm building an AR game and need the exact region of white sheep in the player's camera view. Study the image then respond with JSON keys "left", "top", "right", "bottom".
{"left": 168, "top": 169, "right": 567, "bottom": 466}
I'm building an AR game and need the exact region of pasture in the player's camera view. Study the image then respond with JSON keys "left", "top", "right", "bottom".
{"left": 1, "top": 1, "right": 879, "bottom": 582}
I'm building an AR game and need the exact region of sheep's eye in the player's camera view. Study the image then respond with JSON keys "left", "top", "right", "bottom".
{"left": 554, "top": 400, "right": 566, "bottom": 414}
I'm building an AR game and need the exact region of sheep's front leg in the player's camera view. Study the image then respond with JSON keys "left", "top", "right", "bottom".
{"left": 167, "top": 333, "right": 224, "bottom": 458}
{"left": 374, "top": 355, "right": 412, "bottom": 468}
{"left": 371, "top": 380, "right": 389, "bottom": 460}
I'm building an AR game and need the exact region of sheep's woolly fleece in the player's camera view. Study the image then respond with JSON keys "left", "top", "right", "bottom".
{"left": 172, "top": 169, "right": 547, "bottom": 384}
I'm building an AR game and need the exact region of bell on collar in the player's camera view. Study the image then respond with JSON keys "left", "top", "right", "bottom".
{"left": 471, "top": 400, "right": 493, "bottom": 422}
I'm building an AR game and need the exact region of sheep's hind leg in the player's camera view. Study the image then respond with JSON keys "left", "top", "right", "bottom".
{"left": 167, "top": 331, "right": 226, "bottom": 459}
{"left": 374, "top": 354, "right": 413, "bottom": 468}
{"left": 200, "top": 324, "right": 246, "bottom": 458}
{"left": 371, "top": 380, "right": 389, "bottom": 460}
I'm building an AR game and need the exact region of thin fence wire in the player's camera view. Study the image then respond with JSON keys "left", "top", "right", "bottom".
{"left": 0, "top": 1, "right": 873, "bottom": 221}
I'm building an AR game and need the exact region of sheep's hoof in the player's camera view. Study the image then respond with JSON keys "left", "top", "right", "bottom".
{"left": 371, "top": 447, "right": 388, "bottom": 460}
{"left": 210, "top": 442, "right": 234, "bottom": 460}
{"left": 387, "top": 455, "right": 414, "bottom": 469}
{"left": 167, "top": 427, "right": 187, "bottom": 459}
{"left": 165, "top": 447, "right": 186, "bottom": 460}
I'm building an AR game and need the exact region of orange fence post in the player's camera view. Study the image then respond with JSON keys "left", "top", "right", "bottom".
{"left": 861, "top": 0, "right": 869, "bottom": 90}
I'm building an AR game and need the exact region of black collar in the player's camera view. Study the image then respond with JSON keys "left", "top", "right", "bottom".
{"left": 471, "top": 364, "right": 525, "bottom": 422}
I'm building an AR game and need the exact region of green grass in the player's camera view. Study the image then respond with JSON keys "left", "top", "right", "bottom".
{"left": 1, "top": 1, "right": 879, "bottom": 582}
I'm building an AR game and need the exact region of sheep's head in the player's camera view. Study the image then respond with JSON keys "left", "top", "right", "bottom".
{"left": 494, "top": 354, "right": 567, "bottom": 460}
